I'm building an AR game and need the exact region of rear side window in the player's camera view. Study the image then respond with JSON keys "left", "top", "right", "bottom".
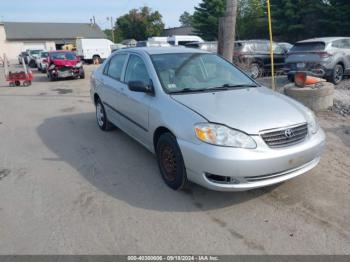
{"left": 290, "top": 42, "right": 325, "bottom": 52}
{"left": 107, "top": 54, "right": 128, "bottom": 81}
{"left": 343, "top": 39, "right": 350, "bottom": 49}
{"left": 332, "top": 40, "right": 344, "bottom": 48}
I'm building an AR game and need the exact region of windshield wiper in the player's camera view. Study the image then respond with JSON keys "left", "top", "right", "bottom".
{"left": 209, "top": 83, "right": 258, "bottom": 89}
{"left": 170, "top": 83, "right": 258, "bottom": 94}
{"left": 170, "top": 88, "right": 208, "bottom": 94}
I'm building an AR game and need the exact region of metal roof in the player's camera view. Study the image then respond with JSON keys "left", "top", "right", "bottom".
{"left": 3, "top": 22, "right": 106, "bottom": 40}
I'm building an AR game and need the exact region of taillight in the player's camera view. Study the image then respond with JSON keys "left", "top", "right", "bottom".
{"left": 318, "top": 52, "right": 332, "bottom": 58}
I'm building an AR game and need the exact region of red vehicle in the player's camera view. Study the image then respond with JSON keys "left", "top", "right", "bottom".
{"left": 46, "top": 51, "right": 85, "bottom": 81}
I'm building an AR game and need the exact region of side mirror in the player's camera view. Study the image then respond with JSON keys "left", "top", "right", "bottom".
{"left": 128, "top": 81, "right": 154, "bottom": 94}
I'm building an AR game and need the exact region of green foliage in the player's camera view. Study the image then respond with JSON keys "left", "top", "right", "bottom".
{"left": 236, "top": 0, "right": 268, "bottom": 40}
{"left": 270, "top": 0, "right": 350, "bottom": 42}
{"left": 179, "top": 11, "right": 193, "bottom": 27}
{"left": 192, "top": 0, "right": 226, "bottom": 40}
{"left": 103, "top": 29, "right": 123, "bottom": 43}
{"left": 116, "top": 6, "right": 165, "bottom": 41}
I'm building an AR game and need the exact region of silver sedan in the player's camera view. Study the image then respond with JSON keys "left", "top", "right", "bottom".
{"left": 90, "top": 47, "right": 326, "bottom": 191}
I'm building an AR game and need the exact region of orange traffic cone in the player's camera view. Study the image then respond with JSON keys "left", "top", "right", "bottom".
{"left": 295, "top": 72, "right": 326, "bottom": 87}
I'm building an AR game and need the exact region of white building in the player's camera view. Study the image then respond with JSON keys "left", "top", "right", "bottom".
{"left": 0, "top": 22, "right": 106, "bottom": 60}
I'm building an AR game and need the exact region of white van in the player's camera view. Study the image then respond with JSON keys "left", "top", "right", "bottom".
{"left": 76, "top": 38, "right": 114, "bottom": 63}
{"left": 167, "top": 35, "right": 204, "bottom": 46}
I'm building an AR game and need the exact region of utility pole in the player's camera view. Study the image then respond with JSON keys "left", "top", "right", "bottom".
{"left": 266, "top": 0, "right": 276, "bottom": 91}
{"left": 218, "top": 0, "right": 238, "bottom": 63}
{"left": 108, "top": 16, "right": 115, "bottom": 43}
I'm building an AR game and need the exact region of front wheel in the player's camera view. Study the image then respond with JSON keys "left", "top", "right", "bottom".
{"left": 156, "top": 133, "right": 188, "bottom": 190}
{"left": 249, "top": 63, "right": 263, "bottom": 79}
{"left": 96, "top": 99, "right": 113, "bottom": 131}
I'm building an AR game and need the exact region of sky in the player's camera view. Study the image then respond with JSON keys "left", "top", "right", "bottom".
{"left": 0, "top": 0, "right": 201, "bottom": 29}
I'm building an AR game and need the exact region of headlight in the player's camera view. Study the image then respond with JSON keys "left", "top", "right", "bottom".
{"left": 194, "top": 123, "right": 256, "bottom": 149}
{"left": 76, "top": 62, "right": 83, "bottom": 68}
{"left": 306, "top": 110, "right": 319, "bottom": 134}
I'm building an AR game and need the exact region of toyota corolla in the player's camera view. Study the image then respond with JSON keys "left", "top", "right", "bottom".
{"left": 90, "top": 47, "right": 326, "bottom": 191}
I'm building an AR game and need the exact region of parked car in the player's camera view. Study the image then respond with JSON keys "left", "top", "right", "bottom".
{"left": 35, "top": 51, "right": 49, "bottom": 73}
{"left": 233, "top": 40, "right": 287, "bottom": 79}
{"left": 76, "top": 38, "right": 115, "bottom": 64}
{"left": 278, "top": 42, "right": 293, "bottom": 53}
{"left": 27, "top": 49, "right": 44, "bottom": 68}
{"left": 284, "top": 37, "right": 350, "bottom": 84}
{"left": 167, "top": 35, "right": 204, "bottom": 46}
{"left": 136, "top": 40, "right": 171, "bottom": 48}
{"left": 90, "top": 47, "right": 325, "bottom": 192}
{"left": 185, "top": 41, "right": 218, "bottom": 53}
{"left": 47, "top": 51, "right": 85, "bottom": 81}
{"left": 18, "top": 51, "right": 29, "bottom": 64}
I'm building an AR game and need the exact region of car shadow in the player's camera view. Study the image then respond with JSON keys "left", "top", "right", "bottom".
{"left": 37, "top": 112, "right": 276, "bottom": 212}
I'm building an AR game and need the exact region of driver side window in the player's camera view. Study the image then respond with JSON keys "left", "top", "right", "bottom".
{"left": 125, "top": 55, "right": 150, "bottom": 86}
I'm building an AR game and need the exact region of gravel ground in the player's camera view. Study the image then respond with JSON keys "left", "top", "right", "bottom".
{"left": 0, "top": 65, "right": 349, "bottom": 255}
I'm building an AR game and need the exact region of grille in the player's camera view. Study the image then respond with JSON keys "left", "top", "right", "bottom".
{"left": 261, "top": 124, "right": 308, "bottom": 148}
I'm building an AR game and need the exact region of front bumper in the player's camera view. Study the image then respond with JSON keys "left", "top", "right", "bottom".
{"left": 51, "top": 67, "right": 84, "bottom": 78}
{"left": 178, "top": 129, "right": 326, "bottom": 191}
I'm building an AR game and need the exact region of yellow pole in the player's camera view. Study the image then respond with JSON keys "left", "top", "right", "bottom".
{"left": 267, "top": 0, "right": 275, "bottom": 91}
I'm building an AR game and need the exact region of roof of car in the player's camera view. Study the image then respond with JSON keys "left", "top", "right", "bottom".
{"left": 116, "top": 47, "right": 209, "bottom": 55}
{"left": 298, "top": 37, "right": 350, "bottom": 43}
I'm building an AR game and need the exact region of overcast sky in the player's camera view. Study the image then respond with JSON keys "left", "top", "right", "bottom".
{"left": 0, "top": 0, "right": 201, "bottom": 29}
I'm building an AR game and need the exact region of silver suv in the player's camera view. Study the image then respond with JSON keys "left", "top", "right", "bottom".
{"left": 285, "top": 37, "right": 350, "bottom": 84}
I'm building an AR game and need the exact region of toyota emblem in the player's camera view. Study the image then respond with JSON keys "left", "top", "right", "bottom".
{"left": 284, "top": 129, "right": 294, "bottom": 138}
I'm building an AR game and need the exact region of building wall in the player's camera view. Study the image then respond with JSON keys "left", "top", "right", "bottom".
{"left": 0, "top": 24, "right": 56, "bottom": 60}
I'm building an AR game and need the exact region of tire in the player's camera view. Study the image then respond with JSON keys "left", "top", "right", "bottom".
{"left": 249, "top": 63, "right": 263, "bottom": 79}
{"left": 49, "top": 72, "right": 57, "bottom": 81}
{"left": 156, "top": 133, "right": 188, "bottom": 190}
{"left": 92, "top": 55, "right": 102, "bottom": 65}
{"left": 23, "top": 80, "right": 31, "bottom": 87}
{"left": 287, "top": 74, "right": 294, "bottom": 83}
{"left": 29, "top": 60, "right": 36, "bottom": 68}
{"left": 328, "top": 64, "right": 344, "bottom": 85}
{"left": 95, "top": 98, "right": 113, "bottom": 131}
{"left": 80, "top": 70, "right": 85, "bottom": 79}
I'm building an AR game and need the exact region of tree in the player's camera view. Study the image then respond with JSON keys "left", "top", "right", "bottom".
{"left": 236, "top": 0, "right": 267, "bottom": 40}
{"left": 192, "top": 0, "right": 226, "bottom": 40}
{"left": 116, "top": 6, "right": 164, "bottom": 41}
{"left": 179, "top": 11, "right": 193, "bottom": 27}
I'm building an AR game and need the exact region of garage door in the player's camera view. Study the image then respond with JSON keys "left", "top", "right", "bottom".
{"left": 23, "top": 42, "right": 46, "bottom": 50}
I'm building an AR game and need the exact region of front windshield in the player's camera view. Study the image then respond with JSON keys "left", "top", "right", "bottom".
{"left": 151, "top": 53, "right": 256, "bottom": 93}
{"left": 41, "top": 52, "right": 48, "bottom": 58}
{"left": 50, "top": 52, "right": 76, "bottom": 60}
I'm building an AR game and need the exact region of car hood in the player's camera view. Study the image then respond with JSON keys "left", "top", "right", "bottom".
{"left": 51, "top": 59, "right": 78, "bottom": 67}
{"left": 171, "top": 87, "right": 308, "bottom": 134}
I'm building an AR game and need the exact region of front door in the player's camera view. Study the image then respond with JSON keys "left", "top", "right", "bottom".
{"left": 117, "top": 54, "right": 153, "bottom": 146}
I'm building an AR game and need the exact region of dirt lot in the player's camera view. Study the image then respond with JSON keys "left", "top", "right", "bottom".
{"left": 0, "top": 65, "right": 349, "bottom": 254}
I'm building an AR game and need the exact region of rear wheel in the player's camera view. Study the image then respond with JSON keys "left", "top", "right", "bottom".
{"left": 95, "top": 98, "right": 113, "bottom": 131}
{"left": 156, "top": 133, "right": 188, "bottom": 190}
{"left": 328, "top": 64, "right": 344, "bottom": 85}
{"left": 92, "top": 55, "right": 102, "bottom": 65}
